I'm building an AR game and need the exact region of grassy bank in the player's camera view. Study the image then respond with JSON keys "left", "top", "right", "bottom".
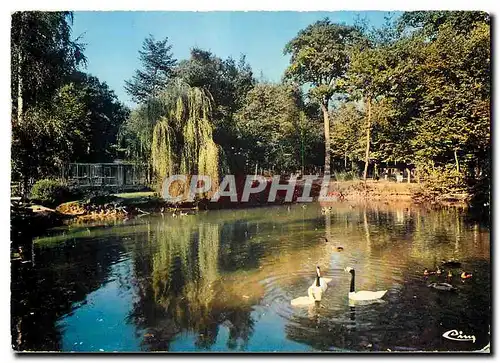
{"left": 326, "top": 180, "right": 470, "bottom": 207}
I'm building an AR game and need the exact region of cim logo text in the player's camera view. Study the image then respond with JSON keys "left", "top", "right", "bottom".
{"left": 442, "top": 329, "right": 476, "bottom": 343}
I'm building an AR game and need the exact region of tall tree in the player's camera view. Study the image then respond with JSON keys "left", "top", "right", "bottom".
{"left": 11, "top": 11, "right": 86, "bottom": 192}
{"left": 124, "top": 35, "right": 177, "bottom": 104}
{"left": 348, "top": 41, "right": 391, "bottom": 180}
{"left": 175, "top": 48, "right": 255, "bottom": 170}
{"left": 284, "top": 19, "right": 359, "bottom": 175}
{"left": 235, "top": 83, "right": 320, "bottom": 173}
{"left": 11, "top": 11, "right": 86, "bottom": 125}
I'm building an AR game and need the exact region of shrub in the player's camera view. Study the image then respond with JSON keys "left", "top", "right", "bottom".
{"left": 30, "top": 179, "right": 71, "bottom": 207}
{"left": 333, "top": 170, "right": 359, "bottom": 181}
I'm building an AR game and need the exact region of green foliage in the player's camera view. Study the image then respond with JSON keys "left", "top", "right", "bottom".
{"left": 284, "top": 19, "right": 361, "bottom": 175}
{"left": 124, "top": 35, "right": 177, "bottom": 103}
{"left": 11, "top": 11, "right": 86, "bottom": 113}
{"left": 235, "top": 83, "right": 321, "bottom": 173}
{"left": 398, "top": 11, "right": 490, "bottom": 37}
{"left": 284, "top": 19, "right": 360, "bottom": 101}
{"left": 30, "top": 179, "right": 71, "bottom": 206}
{"left": 149, "top": 81, "right": 222, "bottom": 190}
{"left": 338, "top": 11, "right": 489, "bottom": 198}
{"left": 333, "top": 170, "right": 359, "bottom": 181}
{"left": 175, "top": 48, "right": 255, "bottom": 163}
{"left": 12, "top": 73, "right": 129, "bottom": 181}
{"left": 330, "top": 102, "right": 364, "bottom": 162}
{"left": 11, "top": 11, "right": 129, "bottom": 195}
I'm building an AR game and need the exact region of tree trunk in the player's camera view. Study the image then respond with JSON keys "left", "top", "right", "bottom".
{"left": 17, "top": 38, "right": 23, "bottom": 125}
{"left": 320, "top": 101, "right": 331, "bottom": 176}
{"left": 454, "top": 149, "right": 460, "bottom": 173}
{"left": 363, "top": 97, "right": 372, "bottom": 181}
{"left": 406, "top": 168, "right": 411, "bottom": 183}
{"left": 344, "top": 153, "right": 347, "bottom": 170}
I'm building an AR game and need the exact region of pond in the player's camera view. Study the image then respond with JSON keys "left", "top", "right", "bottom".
{"left": 11, "top": 202, "right": 490, "bottom": 352}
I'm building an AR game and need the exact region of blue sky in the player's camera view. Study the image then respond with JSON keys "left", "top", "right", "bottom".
{"left": 72, "top": 11, "right": 400, "bottom": 108}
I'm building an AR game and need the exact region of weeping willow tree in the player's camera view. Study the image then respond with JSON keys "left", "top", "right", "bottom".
{"left": 120, "top": 80, "right": 223, "bottom": 191}
{"left": 147, "top": 80, "right": 222, "bottom": 196}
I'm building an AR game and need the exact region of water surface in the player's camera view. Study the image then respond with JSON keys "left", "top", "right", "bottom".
{"left": 11, "top": 203, "right": 491, "bottom": 352}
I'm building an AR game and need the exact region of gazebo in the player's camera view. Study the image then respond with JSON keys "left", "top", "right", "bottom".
{"left": 63, "top": 161, "right": 146, "bottom": 187}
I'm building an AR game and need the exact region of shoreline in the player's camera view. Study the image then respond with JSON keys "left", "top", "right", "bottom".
{"left": 10, "top": 180, "right": 476, "bottom": 250}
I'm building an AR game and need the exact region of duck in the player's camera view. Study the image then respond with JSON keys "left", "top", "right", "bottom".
{"left": 336, "top": 246, "right": 344, "bottom": 252}
{"left": 423, "top": 267, "right": 442, "bottom": 276}
{"left": 321, "top": 206, "right": 332, "bottom": 214}
{"left": 460, "top": 271, "right": 473, "bottom": 279}
{"left": 344, "top": 267, "right": 387, "bottom": 301}
{"left": 427, "top": 282, "right": 456, "bottom": 291}
{"left": 291, "top": 266, "right": 332, "bottom": 306}
{"left": 180, "top": 211, "right": 188, "bottom": 216}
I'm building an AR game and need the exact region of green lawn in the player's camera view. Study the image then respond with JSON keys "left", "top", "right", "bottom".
{"left": 113, "top": 191, "right": 156, "bottom": 199}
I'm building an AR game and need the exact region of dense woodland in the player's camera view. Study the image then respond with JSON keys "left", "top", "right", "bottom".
{"left": 11, "top": 11, "right": 490, "bottom": 206}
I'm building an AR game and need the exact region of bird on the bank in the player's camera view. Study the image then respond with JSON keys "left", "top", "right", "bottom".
{"left": 461, "top": 271, "right": 473, "bottom": 279}
{"left": 447, "top": 270, "right": 453, "bottom": 278}
{"left": 344, "top": 267, "right": 387, "bottom": 301}
{"left": 427, "top": 282, "right": 456, "bottom": 291}
{"left": 291, "top": 266, "right": 332, "bottom": 306}
{"left": 336, "top": 246, "right": 344, "bottom": 252}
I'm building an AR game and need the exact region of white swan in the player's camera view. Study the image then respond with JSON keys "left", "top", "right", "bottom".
{"left": 291, "top": 266, "right": 332, "bottom": 306}
{"left": 344, "top": 266, "right": 387, "bottom": 301}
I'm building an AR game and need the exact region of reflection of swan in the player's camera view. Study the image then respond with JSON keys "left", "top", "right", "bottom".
{"left": 344, "top": 267, "right": 387, "bottom": 301}
{"left": 291, "top": 266, "right": 332, "bottom": 306}
{"left": 428, "top": 282, "right": 456, "bottom": 291}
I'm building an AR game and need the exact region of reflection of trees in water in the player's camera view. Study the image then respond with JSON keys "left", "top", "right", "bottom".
{"left": 128, "top": 219, "right": 257, "bottom": 351}
{"left": 11, "top": 236, "right": 126, "bottom": 351}
{"left": 218, "top": 221, "right": 264, "bottom": 272}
